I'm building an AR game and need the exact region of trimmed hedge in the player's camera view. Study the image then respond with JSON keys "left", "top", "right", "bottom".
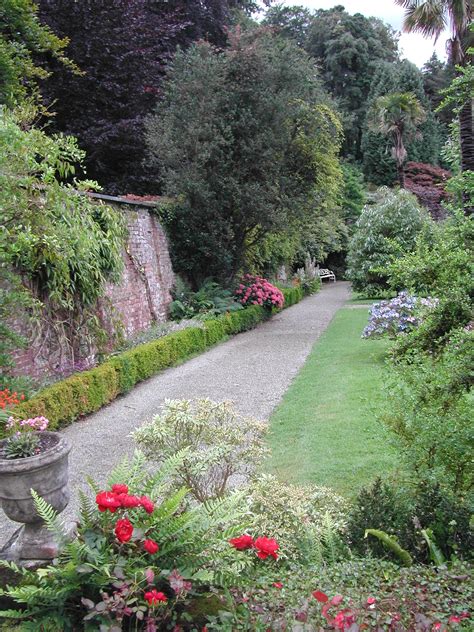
{"left": 8, "top": 286, "right": 312, "bottom": 432}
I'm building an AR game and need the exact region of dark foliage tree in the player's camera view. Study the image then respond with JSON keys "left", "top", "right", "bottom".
{"left": 303, "top": 6, "right": 399, "bottom": 160}
{"left": 146, "top": 29, "right": 344, "bottom": 286}
{"left": 37, "top": 0, "right": 251, "bottom": 194}
{"left": 422, "top": 53, "right": 455, "bottom": 120}
{"left": 262, "top": 4, "right": 313, "bottom": 46}
{"left": 362, "top": 60, "right": 443, "bottom": 185}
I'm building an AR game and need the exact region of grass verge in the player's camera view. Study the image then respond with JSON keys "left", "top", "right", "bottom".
{"left": 266, "top": 306, "right": 399, "bottom": 497}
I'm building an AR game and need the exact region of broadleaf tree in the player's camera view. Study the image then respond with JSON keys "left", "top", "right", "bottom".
{"left": 145, "top": 29, "right": 344, "bottom": 286}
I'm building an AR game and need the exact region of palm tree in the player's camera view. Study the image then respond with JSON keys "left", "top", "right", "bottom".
{"left": 369, "top": 92, "right": 426, "bottom": 187}
{"left": 395, "top": 0, "right": 473, "bottom": 174}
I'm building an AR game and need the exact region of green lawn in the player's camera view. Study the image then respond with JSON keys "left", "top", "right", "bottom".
{"left": 266, "top": 306, "right": 400, "bottom": 497}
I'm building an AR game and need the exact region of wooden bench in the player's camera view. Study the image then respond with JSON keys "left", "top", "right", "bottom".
{"left": 317, "top": 268, "right": 336, "bottom": 282}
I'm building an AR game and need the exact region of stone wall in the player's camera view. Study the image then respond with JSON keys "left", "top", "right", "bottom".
{"left": 10, "top": 196, "right": 174, "bottom": 380}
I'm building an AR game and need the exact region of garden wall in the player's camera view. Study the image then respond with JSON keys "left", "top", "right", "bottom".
{"left": 11, "top": 195, "right": 174, "bottom": 380}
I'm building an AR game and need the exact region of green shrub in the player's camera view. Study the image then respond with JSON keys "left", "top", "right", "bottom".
{"left": 346, "top": 187, "right": 427, "bottom": 296}
{"left": 347, "top": 478, "right": 473, "bottom": 564}
{"left": 5, "top": 289, "right": 307, "bottom": 435}
{"left": 382, "top": 329, "right": 473, "bottom": 495}
{"left": 243, "top": 474, "right": 348, "bottom": 565}
{"left": 133, "top": 399, "right": 269, "bottom": 502}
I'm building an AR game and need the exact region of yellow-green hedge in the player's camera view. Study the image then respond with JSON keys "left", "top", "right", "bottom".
{"left": 8, "top": 286, "right": 309, "bottom": 432}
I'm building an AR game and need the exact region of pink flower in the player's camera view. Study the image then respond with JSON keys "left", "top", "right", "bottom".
{"left": 272, "top": 582, "right": 283, "bottom": 589}
{"left": 366, "top": 597, "right": 376, "bottom": 606}
{"left": 144, "top": 589, "right": 167, "bottom": 605}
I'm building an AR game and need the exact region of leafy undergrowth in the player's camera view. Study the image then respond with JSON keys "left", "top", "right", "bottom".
{"left": 214, "top": 559, "right": 473, "bottom": 630}
{"left": 267, "top": 307, "right": 399, "bottom": 496}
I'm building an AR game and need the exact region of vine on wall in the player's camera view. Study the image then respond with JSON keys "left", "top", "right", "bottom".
{"left": 0, "top": 108, "right": 126, "bottom": 383}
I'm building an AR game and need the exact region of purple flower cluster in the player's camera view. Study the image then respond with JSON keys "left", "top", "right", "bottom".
{"left": 362, "top": 291, "right": 439, "bottom": 339}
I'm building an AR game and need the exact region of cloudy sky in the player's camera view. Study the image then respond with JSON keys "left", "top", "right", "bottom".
{"left": 276, "top": 0, "right": 449, "bottom": 67}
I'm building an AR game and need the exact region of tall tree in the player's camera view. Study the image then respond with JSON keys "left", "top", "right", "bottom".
{"left": 303, "top": 6, "right": 399, "bottom": 159}
{"left": 395, "top": 0, "right": 473, "bottom": 174}
{"left": 368, "top": 92, "right": 426, "bottom": 187}
{"left": 146, "top": 29, "right": 344, "bottom": 286}
{"left": 37, "top": 0, "right": 251, "bottom": 194}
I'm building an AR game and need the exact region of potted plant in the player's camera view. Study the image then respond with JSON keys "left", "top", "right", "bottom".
{"left": 0, "top": 400, "right": 71, "bottom": 561}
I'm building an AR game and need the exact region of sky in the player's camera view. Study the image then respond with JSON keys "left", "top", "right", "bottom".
{"left": 276, "top": 0, "right": 449, "bottom": 67}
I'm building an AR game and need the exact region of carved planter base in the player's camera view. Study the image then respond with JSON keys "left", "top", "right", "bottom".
{"left": 0, "top": 431, "right": 72, "bottom": 562}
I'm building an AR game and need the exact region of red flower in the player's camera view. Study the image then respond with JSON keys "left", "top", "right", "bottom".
{"left": 96, "top": 491, "right": 122, "bottom": 513}
{"left": 272, "top": 582, "right": 283, "bottom": 589}
{"left": 111, "top": 484, "right": 129, "bottom": 495}
{"left": 144, "top": 589, "right": 167, "bottom": 605}
{"left": 143, "top": 539, "right": 159, "bottom": 554}
{"left": 333, "top": 609, "right": 356, "bottom": 630}
{"left": 229, "top": 534, "right": 254, "bottom": 550}
{"left": 120, "top": 494, "right": 141, "bottom": 508}
{"left": 448, "top": 615, "right": 461, "bottom": 624}
{"left": 312, "top": 590, "right": 329, "bottom": 603}
{"left": 140, "top": 495, "right": 155, "bottom": 514}
{"left": 254, "top": 536, "right": 279, "bottom": 560}
{"left": 115, "top": 518, "right": 134, "bottom": 543}
{"left": 366, "top": 597, "right": 376, "bottom": 606}
{"left": 432, "top": 624, "right": 442, "bottom": 631}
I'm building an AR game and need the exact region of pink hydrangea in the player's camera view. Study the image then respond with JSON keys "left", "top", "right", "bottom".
{"left": 235, "top": 275, "right": 284, "bottom": 310}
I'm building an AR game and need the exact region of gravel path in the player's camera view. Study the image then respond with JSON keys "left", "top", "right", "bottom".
{"left": 0, "top": 282, "right": 350, "bottom": 544}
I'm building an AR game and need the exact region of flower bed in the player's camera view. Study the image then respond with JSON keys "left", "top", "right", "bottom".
{"left": 5, "top": 286, "right": 305, "bottom": 434}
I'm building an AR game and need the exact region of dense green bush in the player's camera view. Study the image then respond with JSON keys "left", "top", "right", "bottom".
{"left": 146, "top": 31, "right": 345, "bottom": 286}
{"left": 347, "top": 478, "right": 473, "bottom": 564}
{"left": 5, "top": 287, "right": 308, "bottom": 433}
{"left": 346, "top": 187, "right": 427, "bottom": 296}
{"left": 382, "top": 328, "right": 473, "bottom": 495}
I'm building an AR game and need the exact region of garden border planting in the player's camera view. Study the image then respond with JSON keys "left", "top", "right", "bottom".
{"left": 6, "top": 287, "right": 305, "bottom": 433}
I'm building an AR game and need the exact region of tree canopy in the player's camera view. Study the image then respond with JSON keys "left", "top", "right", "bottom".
{"left": 146, "top": 29, "right": 345, "bottom": 286}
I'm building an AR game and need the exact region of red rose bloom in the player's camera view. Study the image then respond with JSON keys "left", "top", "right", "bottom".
{"left": 140, "top": 495, "right": 155, "bottom": 514}
{"left": 115, "top": 518, "right": 134, "bottom": 543}
{"left": 229, "top": 534, "right": 254, "bottom": 550}
{"left": 96, "top": 491, "right": 121, "bottom": 513}
{"left": 272, "top": 582, "right": 283, "bottom": 589}
{"left": 143, "top": 539, "right": 159, "bottom": 554}
{"left": 120, "top": 494, "right": 141, "bottom": 508}
{"left": 144, "top": 589, "right": 167, "bottom": 605}
{"left": 254, "top": 536, "right": 279, "bottom": 560}
{"left": 111, "top": 484, "right": 129, "bottom": 495}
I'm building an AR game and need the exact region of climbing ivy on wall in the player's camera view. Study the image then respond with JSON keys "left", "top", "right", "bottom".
{"left": 0, "top": 108, "right": 126, "bottom": 377}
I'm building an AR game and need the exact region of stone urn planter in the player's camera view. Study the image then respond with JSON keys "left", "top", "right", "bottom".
{"left": 0, "top": 431, "right": 71, "bottom": 561}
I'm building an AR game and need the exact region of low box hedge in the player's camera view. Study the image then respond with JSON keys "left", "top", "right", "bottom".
{"left": 7, "top": 285, "right": 313, "bottom": 433}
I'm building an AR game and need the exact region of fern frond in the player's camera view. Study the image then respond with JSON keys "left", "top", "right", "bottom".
{"left": 78, "top": 488, "right": 98, "bottom": 529}
{"left": 31, "top": 489, "right": 69, "bottom": 548}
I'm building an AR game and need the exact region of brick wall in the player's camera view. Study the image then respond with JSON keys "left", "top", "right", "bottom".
{"left": 10, "top": 197, "right": 174, "bottom": 380}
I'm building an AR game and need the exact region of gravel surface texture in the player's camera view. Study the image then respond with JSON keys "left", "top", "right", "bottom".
{"left": 0, "top": 282, "right": 350, "bottom": 545}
